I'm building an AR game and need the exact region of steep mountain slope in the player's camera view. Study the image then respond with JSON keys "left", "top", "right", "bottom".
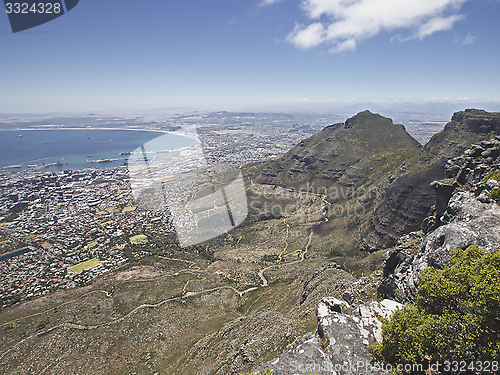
{"left": 365, "top": 109, "right": 500, "bottom": 250}
{"left": 379, "top": 135, "right": 500, "bottom": 302}
{"left": 253, "top": 109, "right": 500, "bottom": 253}
{"left": 423, "top": 109, "right": 500, "bottom": 164}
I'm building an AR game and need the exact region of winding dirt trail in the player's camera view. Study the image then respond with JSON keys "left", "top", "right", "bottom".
{"left": 0, "top": 284, "right": 260, "bottom": 361}
{"left": 0, "top": 222, "right": 317, "bottom": 362}
{"left": 258, "top": 223, "right": 316, "bottom": 286}
{"left": 1, "top": 186, "right": 329, "bottom": 362}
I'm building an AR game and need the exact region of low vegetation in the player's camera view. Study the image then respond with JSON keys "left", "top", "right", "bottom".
{"left": 130, "top": 234, "right": 148, "bottom": 244}
{"left": 368, "top": 246, "right": 500, "bottom": 374}
{"left": 482, "top": 169, "right": 500, "bottom": 183}
{"left": 490, "top": 187, "right": 500, "bottom": 203}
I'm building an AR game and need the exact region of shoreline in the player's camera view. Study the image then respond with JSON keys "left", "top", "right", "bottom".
{"left": 0, "top": 128, "right": 200, "bottom": 171}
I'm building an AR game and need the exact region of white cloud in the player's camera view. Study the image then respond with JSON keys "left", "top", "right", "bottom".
{"left": 415, "top": 14, "right": 464, "bottom": 40}
{"left": 287, "top": 22, "right": 326, "bottom": 49}
{"left": 287, "top": 0, "right": 468, "bottom": 52}
{"left": 259, "top": 0, "right": 283, "bottom": 6}
{"left": 459, "top": 33, "right": 476, "bottom": 45}
{"left": 331, "top": 38, "right": 357, "bottom": 53}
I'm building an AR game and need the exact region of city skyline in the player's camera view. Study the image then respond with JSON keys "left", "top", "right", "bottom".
{"left": 1, "top": 0, "right": 499, "bottom": 113}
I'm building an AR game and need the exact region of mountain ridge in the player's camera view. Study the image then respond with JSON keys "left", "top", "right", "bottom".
{"left": 251, "top": 108, "right": 500, "bottom": 253}
{"left": 253, "top": 110, "right": 420, "bottom": 191}
{"left": 365, "top": 108, "right": 500, "bottom": 250}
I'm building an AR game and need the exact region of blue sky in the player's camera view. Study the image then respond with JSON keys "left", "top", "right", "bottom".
{"left": 1, "top": 0, "right": 499, "bottom": 113}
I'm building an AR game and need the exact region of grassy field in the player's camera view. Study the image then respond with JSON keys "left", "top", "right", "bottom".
{"left": 69, "top": 257, "right": 102, "bottom": 275}
{"left": 0, "top": 221, "right": 17, "bottom": 227}
{"left": 130, "top": 234, "right": 147, "bottom": 244}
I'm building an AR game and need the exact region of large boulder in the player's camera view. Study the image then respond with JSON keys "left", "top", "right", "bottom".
{"left": 253, "top": 299, "right": 402, "bottom": 375}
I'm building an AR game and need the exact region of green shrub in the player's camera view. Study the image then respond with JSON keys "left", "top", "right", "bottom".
{"left": 489, "top": 187, "right": 500, "bottom": 203}
{"left": 482, "top": 169, "right": 500, "bottom": 183}
{"left": 368, "top": 246, "right": 500, "bottom": 374}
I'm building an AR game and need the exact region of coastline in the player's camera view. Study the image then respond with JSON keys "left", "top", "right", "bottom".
{"left": 0, "top": 128, "right": 200, "bottom": 172}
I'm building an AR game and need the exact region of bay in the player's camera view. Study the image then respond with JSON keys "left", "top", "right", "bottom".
{"left": 0, "top": 129, "right": 198, "bottom": 172}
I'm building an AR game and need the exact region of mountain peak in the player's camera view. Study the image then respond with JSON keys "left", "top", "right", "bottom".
{"left": 254, "top": 110, "right": 420, "bottom": 191}
{"left": 344, "top": 110, "right": 394, "bottom": 130}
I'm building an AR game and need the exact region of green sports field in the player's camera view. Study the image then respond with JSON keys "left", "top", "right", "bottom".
{"left": 69, "top": 257, "right": 102, "bottom": 275}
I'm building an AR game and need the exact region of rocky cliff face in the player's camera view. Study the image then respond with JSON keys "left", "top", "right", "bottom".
{"left": 424, "top": 109, "right": 500, "bottom": 163}
{"left": 361, "top": 109, "right": 500, "bottom": 251}
{"left": 378, "top": 136, "right": 500, "bottom": 302}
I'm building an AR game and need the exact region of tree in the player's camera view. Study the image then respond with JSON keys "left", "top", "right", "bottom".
{"left": 368, "top": 246, "right": 500, "bottom": 374}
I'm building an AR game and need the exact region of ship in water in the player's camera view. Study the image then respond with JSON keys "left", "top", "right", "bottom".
{"left": 88, "top": 158, "right": 117, "bottom": 164}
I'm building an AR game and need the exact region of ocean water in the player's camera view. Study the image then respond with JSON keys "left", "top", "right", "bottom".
{"left": 0, "top": 129, "right": 198, "bottom": 172}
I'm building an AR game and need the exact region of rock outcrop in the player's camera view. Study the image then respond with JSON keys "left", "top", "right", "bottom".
{"left": 253, "top": 298, "right": 403, "bottom": 375}
{"left": 376, "top": 231, "right": 424, "bottom": 301}
{"left": 379, "top": 136, "right": 500, "bottom": 301}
